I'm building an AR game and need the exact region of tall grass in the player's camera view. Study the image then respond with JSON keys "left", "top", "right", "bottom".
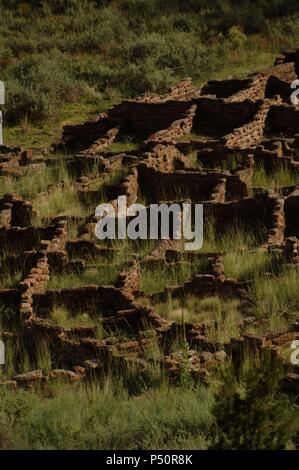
{"left": 140, "top": 258, "right": 210, "bottom": 294}
{"left": 0, "top": 379, "right": 214, "bottom": 450}
{"left": 202, "top": 217, "right": 266, "bottom": 252}
{"left": 0, "top": 269, "right": 22, "bottom": 289}
{"left": 46, "top": 263, "right": 122, "bottom": 290}
{"left": 204, "top": 301, "right": 241, "bottom": 343}
{"left": 155, "top": 295, "right": 242, "bottom": 338}
{"left": 224, "top": 251, "right": 283, "bottom": 281}
{"left": 104, "top": 135, "right": 141, "bottom": 154}
{"left": 252, "top": 166, "right": 299, "bottom": 190}
{"left": 50, "top": 305, "right": 102, "bottom": 332}
{"left": 0, "top": 160, "right": 70, "bottom": 199}
{"left": 254, "top": 268, "right": 299, "bottom": 318}
{"left": 32, "top": 183, "right": 88, "bottom": 223}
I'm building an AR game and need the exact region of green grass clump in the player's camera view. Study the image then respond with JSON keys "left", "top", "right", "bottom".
{"left": 0, "top": 160, "right": 70, "bottom": 200}
{"left": 154, "top": 296, "right": 242, "bottom": 341}
{"left": 0, "top": 269, "right": 22, "bottom": 289}
{"left": 252, "top": 166, "right": 299, "bottom": 190}
{"left": 32, "top": 181, "right": 95, "bottom": 223}
{"left": 254, "top": 268, "right": 299, "bottom": 318}
{"left": 50, "top": 305, "right": 102, "bottom": 332}
{"left": 0, "top": 379, "right": 214, "bottom": 450}
{"left": 46, "top": 264, "right": 121, "bottom": 290}
{"left": 224, "top": 251, "right": 283, "bottom": 281}
{"left": 204, "top": 301, "right": 242, "bottom": 343}
{"left": 202, "top": 218, "right": 266, "bottom": 253}
{"left": 0, "top": 1, "right": 299, "bottom": 129}
{"left": 140, "top": 258, "right": 210, "bottom": 294}
{"left": 105, "top": 136, "right": 141, "bottom": 154}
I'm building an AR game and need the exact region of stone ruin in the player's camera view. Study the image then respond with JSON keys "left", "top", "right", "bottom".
{"left": 1, "top": 49, "right": 299, "bottom": 391}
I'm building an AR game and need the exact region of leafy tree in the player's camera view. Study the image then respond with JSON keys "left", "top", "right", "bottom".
{"left": 210, "top": 352, "right": 295, "bottom": 450}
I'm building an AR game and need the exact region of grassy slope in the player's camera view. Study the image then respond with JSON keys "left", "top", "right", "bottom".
{"left": 4, "top": 100, "right": 114, "bottom": 149}
{"left": 0, "top": 2, "right": 299, "bottom": 149}
{"left": 1, "top": 1, "right": 299, "bottom": 450}
{"left": 0, "top": 380, "right": 214, "bottom": 450}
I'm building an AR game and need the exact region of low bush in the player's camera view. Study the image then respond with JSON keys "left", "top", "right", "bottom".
{"left": 0, "top": 1, "right": 298, "bottom": 123}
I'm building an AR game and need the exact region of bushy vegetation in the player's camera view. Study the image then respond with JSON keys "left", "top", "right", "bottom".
{"left": 0, "top": 350, "right": 298, "bottom": 450}
{"left": 140, "top": 258, "right": 210, "bottom": 294}
{"left": 254, "top": 268, "right": 299, "bottom": 318}
{"left": 0, "top": 378, "right": 215, "bottom": 450}
{"left": 46, "top": 262, "right": 122, "bottom": 290}
{"left": 0, "top": 0, "right": 299, "bottom": 125}
{"left": 211, "top": 352, "right": 295, "bottom": 450}
{"left": 0, "top": 159, "right": 71, "bottom": 199}
{"left": 252, "top": 165, "right": 299, "bottom": 189}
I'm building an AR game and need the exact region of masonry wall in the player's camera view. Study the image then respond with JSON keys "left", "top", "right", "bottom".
{"left": 192, "top": 98, "right": 259, "bottom": 135}
{"left": 275, "top": 49, "right": 299, "bottom": 77}
{"left": 138, "top": 165, "right": 227, "bottom": 203}
{"left": 265, "top": 104, "right": 299, "bottom": 135}
{"left": 201, "top": 62, "right": 297, "bottom": 103}
{"left": 284, "top": 190, "right": 299, "bottom": 237}
{"left": 204, "top": 196, "right": 285, "bottom": 245}
{"left": 224, "top": 99, "right": 274, "bottom": 148}
{"left": 107, "top": 100, "right": 195, "bottom": 137}
{"left": 201, "top": 78, "right": 253, "bottom": 98}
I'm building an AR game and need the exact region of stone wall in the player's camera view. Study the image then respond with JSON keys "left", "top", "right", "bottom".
{"left": 204, "top": 195, "right": 285, "bottom": 245}
{"left": 284, "top": 189, "right": 299, "bottom": 237}
{"left": 138, "top": 164, "right": 228, "bottom": 203}
{"left": 145, "top": 104, "right": 196, "bottom": 143}
{"left": 193, "top": 98, "right": 259, "bottom": 136}
{"left": 55, "top": 53, "right": 299, "bottom": 155}
{"left": 134, "top": 78, "right": 200, "bottom": 103}
{"left": 138, "top": 164, "right": 248, "bottom": 203}
{"left": 56, "top": 112, "right": 110, "bottom": 151}
{"left": 32, "top": 285, "right": 134, "bottom": 317}
{"left": 164, "top": 274, "right": 251, "bottom": 302}
{"left": 266, "top": 104, "right": 299, "bottom": 135}
{"left": 201, "top": 62, "right": 297, "bottom": 103}
{"left": 141, "top": 143, "right": 182, "bottom": 172}
{"left": 18, "top": 220, "right": 68, "bottom": 320}
{"left": 224, "top": 99, "right": 276, "bottom": 148}
{"left": 0, "top": 193, "right": 33, "bottom": 228}
{"left": 275, "top": 48, "right": 299, "bottom": 77}
{"left": 201, "top": 78, "right": 253, "bottom": 99}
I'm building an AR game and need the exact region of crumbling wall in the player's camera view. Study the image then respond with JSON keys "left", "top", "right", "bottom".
{"left": 284, "top": 189, "right": 299, "bottom": 237}
{"left": 275, "top": 49, "right": 299, "bottom": 77}
{"left": 145, "top": 104, "right": 196, "bottom": 143}
{"left": 201, "top": 62, "right": 297, "bottom": 103}
{"left": 138, "top": 164, "right": 228, "bottom": 202}
{"left": 204, "top": 195, "right": 285, "bottom": 245}
{"left": 266, "top": 104, "right": 299, "bottom": 135}
{"left": 141, "top": 143, "right": 182, "bottom": 172}
{"left": 138, "top": 164, "right": 248, "bottom": 203}
{"left": 224, "top": 99, "right": 276, "bottom": 148}
{"left": 134, "top": 78, "right": 200, "bottom": 103}
{"left": 193, "top": 98, "right": 259, "bottom": 136}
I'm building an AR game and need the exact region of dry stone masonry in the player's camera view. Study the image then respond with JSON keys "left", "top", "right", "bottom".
{"left": 1, "top": 49, "right": 299, "bottom": 389}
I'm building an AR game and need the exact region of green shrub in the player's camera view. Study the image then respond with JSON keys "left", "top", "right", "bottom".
{"left": 211, "top": 352, "right": 295, "bottom": 450}
{"left": 0, "top": 1, "right": 299, "bottom": 123}
{"left": 0, "top": 380, "right": 214, "bottom": 449}
{"left": 3, "top": 51, "right": 81, "bottom": 122}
